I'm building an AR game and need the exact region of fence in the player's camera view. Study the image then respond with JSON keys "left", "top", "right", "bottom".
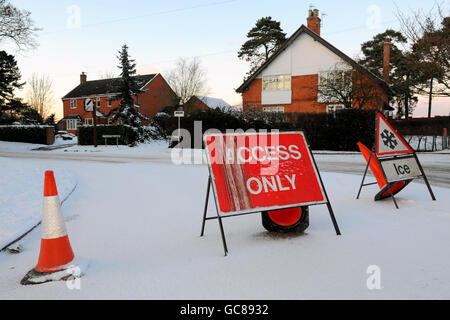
{"left": 405, "top": 135, "right": 449, "bottom": 152}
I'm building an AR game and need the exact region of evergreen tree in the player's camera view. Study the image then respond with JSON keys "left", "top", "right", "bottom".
{"left": 0, "top": 50, "right": 24, "bottom": 103}
{"left": 359, "top": 30, "right": 418, "bottom": 119}
{"left": 0, "top": 50, "right": 26, "bottom": 123}
{"left": 238, "top": 17, "right": 287, "bottom": 78}
{"left": 107, "top": 44, "right": 148, "bottom": 127}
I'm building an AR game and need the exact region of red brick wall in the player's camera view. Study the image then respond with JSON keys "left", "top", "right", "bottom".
{"left": 136, "top": 74, "right": 179, "bottom": 121}
{"left": 242, "top": 74, "right": 387, "bottom": 113}
{"left": 184, "top": 96, "right": 209, "bottom": 113}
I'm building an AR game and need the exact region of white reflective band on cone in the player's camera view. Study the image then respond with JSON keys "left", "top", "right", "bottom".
{"left": 41, "top": 195, "right": 68, "bottom": 240}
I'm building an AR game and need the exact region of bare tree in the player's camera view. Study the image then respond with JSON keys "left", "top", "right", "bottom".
{"left": 395, "top": 1, "right": 450, "bottom": 117}
{"left": 26, "top": 73, "right": 55, "bottom": 119}
{"left": 316, "top": 63, "right": 384, "bottom": 110}
{"left": 165, "top": 57, "right": 209, "bottom": 104}
{"left": 0, "top": 0, "right": 40, "bottom": 51}
{"left": 98, "top": 70, "right": 117, "bottom": 79}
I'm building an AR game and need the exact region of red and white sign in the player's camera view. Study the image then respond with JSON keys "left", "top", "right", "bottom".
{"left": 376, "top": 112, "right": 414, "bottom": 156}
{"left": 204, "top": 132, "right": 327, "bottom": 215}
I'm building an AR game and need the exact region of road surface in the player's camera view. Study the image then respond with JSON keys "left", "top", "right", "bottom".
{"left": 0, "top": 149, "right": 449, "bottom": 188}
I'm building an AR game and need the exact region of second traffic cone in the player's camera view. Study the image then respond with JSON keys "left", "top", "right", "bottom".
{"left": 21, "top": 171, "right": 74, "bottom": 285}
{"left": 357, "top": 142, "right": 411, "bottom": 201}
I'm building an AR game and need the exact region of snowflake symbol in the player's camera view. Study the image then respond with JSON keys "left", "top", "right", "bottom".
{"left": 380, "top": 129, "right": 398, "bottom": 150}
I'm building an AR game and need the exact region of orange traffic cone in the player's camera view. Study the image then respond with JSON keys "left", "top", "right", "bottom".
{"left": 21, "top": 171, "right": 75, "bottom": 285}
{"left": 357, "top": 142, "right": 411, "bottom": 201}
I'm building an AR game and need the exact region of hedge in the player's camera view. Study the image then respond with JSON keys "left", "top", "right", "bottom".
{"left": 77, "top": 125, "right": 139, "bottom": 146}
{"left": 0, "top": 125, "right": 53, "bottom": 145}
{"left": 151, "top": 108, "right": 377, "bottom": 151}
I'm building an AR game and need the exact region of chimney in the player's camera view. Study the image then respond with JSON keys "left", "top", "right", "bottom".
{"left": 80, "top": 72, "right": 87, "bottom": 84}
{"left": 307, "top": 8, "right": 321, "bottom": 36}
{"left": 383, "top": 38, "right": 390, "bottom": 83}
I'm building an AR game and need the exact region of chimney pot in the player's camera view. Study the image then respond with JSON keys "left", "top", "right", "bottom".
{"left": 80, "top": 72, "right": 87, "bottom": 84}
{"left": 307, "top": 8, "right": 321, "bottom": 36}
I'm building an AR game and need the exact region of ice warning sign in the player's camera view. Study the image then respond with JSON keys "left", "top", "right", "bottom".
{"left": 203, "top": 132, "right": 327, "bottom": 215}
{"left": 376, "top": 112, "right": 414, "bottom": 156}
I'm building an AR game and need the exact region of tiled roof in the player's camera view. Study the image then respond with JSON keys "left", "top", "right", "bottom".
{"left": 62, "top": 74, "right": 157, "bottom": 99}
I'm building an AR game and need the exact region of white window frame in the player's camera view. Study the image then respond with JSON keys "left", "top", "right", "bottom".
{"left": 262, "top": 75, "right": 291, "bottom": 92}
{"left": 66, "top": 119, "right": 78, "bottom": 130}
{"left": 107, "top": 97, "right": 112, "bottom": 108}
{"left": 318, "top": 70, "right": 352, "bottom": 103}
{"left": 70, "top": 99, "right": 77, "bottom": 109}
{"left": 326, "top": 104, "right": 345, "bottom": 114}
{"left": 84, "top": 118, "right": 94, "bottom": 126}
{"left": 262, "top": 106, "right": 285, "bottom": 113}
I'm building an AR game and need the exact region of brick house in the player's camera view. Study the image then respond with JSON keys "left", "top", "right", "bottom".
{"left": 183, "top": 95, "right": 231, "bottom": 113}
{"left": 236, "top": 9, "right": 392, "bottom": 115}
{"left": 61, "top": 73, "right": 179, "bottom": 134}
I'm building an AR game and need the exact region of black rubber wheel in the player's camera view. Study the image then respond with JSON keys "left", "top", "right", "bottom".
{"left": 261, "top": 206, "right": 309, "bottom": 233}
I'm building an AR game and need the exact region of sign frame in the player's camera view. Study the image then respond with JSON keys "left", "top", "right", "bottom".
{"left": 356, "top": 112, "right": 436, "bottom": 209}
{"left": 200, "top": 131, "right": 341, "bottom": 256}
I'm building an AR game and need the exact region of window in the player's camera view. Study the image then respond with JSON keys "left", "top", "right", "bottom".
{"left": 107, "top": 97, "right": 112, "bottom": 108}
{"left": 84, "top": 118, "right": 93, "bottom": 126}
{"left": 263, "top": 106, "right": 285, "bottom": 113}
{"left": 326, "top": 104, "right": 345, "bottom": 114}
{"left": 262, "top": 75, "right": 291, "bottom": 91}
{"left": 70, "top": 100, "right": 77, "bottom": 109}
{"left": 97, "top": 98, "right": 101, "bottom": 107}
{"left": 66, "top": 119, "right": 78, "bottom": 130}
{"left": 318, "top": 70, "right": 352, "bottom": 103}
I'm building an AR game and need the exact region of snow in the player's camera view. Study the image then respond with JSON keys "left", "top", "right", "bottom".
{"left": 197, "top": 96, "right": 231, "bottom": 109}
{"left": 0, "top": 158, "right": 77, "bottom": 251}
{"left": 0, "top": 152, "right": 450, "bottom": 299}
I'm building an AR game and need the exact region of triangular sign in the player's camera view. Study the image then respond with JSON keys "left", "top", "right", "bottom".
{"left": 376, "top": 112, "right": 414, "bottom": 156}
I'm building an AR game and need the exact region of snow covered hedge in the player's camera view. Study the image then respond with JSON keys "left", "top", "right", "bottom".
{"left": 0, "top": 125, "right": 54, "bottom": 145}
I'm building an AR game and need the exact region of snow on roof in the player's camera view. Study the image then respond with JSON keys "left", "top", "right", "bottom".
{"left": 196, "top": 96, "right": 231, "bottom": 109}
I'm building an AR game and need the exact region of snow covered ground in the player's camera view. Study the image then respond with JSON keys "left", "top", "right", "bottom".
{"left": 0, "top": 158, "right": 77, "bottom": 251}
{"left": 0, "top": 152, "right": 449, "bottom": 299}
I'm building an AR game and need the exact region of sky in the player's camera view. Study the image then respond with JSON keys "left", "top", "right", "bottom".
{"left": 3, "top": 0, "right": 449, "bottom": 120}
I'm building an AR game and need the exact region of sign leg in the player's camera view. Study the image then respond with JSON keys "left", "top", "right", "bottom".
{"left": 387, "top": 184, "right": 399, "bottom": 209}
{"left": 200, "top": 176, "right": 211, "bottom": 237}
{"left": 414, "top": 153, "right": 436, "bottom": 201}
{"left": 326, "top": 202, "right": 341, "bottom": 235}
{"left": 357, "top": 150, "right": 374, "bottom": 199}
{"left": 217, "top": 215, "right": 229, "bottom": 256}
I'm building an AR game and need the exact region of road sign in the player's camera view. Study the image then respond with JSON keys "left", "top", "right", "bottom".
{"left": 357, "top": 112, "right": 436, "bottom": 209}
{"left": 174, "top": 110, "right": 185, "bottom": 118}
{"left": 205, "top": 132, "right": 327, "bottom": 214}
{"left": 380, "top": 156, "right": 422, "bottom": 183}
{"left": 376, "top": 112, "right": 413, "bottom": 156}
{"left": 201, "top": 131, "right": 341, "bottom": 255}
{"left": 85, "top": 98, "right": 94, "bottom": 112}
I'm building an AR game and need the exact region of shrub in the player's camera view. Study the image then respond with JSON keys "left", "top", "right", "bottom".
{"left": 0, "top": 125, "right": 53, "bottom": 144}
{"left": 78, "top": 125, "right": 139, "bottom": 146}
{"left": 149, "top": 108, "right": 377, "bottom": 151}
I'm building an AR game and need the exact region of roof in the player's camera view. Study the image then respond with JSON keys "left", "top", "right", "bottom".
{"left": 195, "top": 96, "right": 231, "bottom": 109}
{"left": 62, "top": 74, "right": 158, "bottom": 99}
{"left": 235, "top": 25, "right": 392, "bottom": 95}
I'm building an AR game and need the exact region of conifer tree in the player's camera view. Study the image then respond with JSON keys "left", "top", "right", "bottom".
{"left": 108, "top": 44, "right": 148, "bottom": 127}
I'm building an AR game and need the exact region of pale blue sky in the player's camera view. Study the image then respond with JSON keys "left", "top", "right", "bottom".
{"left": 5, "top": 0, "right": 448, "bottom": 118}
